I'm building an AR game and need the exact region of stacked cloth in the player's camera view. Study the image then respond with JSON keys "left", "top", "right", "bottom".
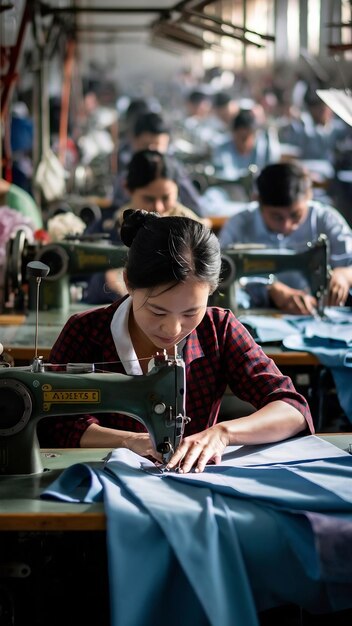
{"left": 42, "top": 436, "right": 352, "bottom": 626}
{"left": 239, "top": 308, "right": 352, "bottom": 423}
{"left": 282, "top": 311, "right": 352, "bottom": 423}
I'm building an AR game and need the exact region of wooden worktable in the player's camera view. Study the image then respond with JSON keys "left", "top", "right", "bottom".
{"left": 0, "top": 436, "right": 351, "bottom": 533}
{"left": 0, "top": 449, "right": 108, "bottom": 532}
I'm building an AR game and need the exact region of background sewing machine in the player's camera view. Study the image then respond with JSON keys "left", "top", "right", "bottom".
{"left": 3, "top": 230, "right": 129, "bottom": 312}
{"left": 211, "top": 235, "right": 329, "bottom": 315}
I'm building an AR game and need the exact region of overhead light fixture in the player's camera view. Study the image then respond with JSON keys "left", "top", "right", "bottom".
{"left": 151, "top": 22, "right": 212, "bottom": 50}
{"left": 180, "top": 7, "right": 275, "bottom": 46}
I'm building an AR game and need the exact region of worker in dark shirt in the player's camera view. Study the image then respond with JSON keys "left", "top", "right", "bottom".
{"left": 111, "top": 111, "right": 205, "bottom": 216}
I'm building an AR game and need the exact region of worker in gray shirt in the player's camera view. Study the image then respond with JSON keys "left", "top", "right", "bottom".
{"left": 218, "top": 162, "right": 352, "bottom": 314}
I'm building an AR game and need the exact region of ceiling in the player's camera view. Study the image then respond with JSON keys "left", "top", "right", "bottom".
{"left": 37, "top": 0, "right": 272, "bottom": 51}
{"left": 40, "top": 1, "right": 210, "bottom": 39}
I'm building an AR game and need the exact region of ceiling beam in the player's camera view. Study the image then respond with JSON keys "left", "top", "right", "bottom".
{"left": 39, "top": 3, "right": 170, "bottom": 16}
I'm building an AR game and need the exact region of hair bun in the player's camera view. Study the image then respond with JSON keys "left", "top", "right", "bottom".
{"left": 120, "top": 209, "right": 151, "bottom": 247}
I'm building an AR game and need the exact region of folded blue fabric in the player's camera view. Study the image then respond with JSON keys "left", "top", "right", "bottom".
{"left": 238, "top": 314, "right": 298, "bottom": 342}
{"left": 42, "top": 447, "right": 352, "bottom": 625}
{"left": 303, "top": 319, "right": 352, "bottom": 347}
{"left": 238, "top": 309, "right": 352, "bottom": 346}
{"left": 283, "top": 333, "right": 352, "bottom": 423}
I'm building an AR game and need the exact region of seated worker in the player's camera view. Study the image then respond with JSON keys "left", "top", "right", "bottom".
{"left": 278, "top": 89, "right": 350, "bottom": 202}
{"left": 111, "top": 111, "right": 204, "bottom": 216}
{"left": 278, "top": 88, "right": 348, "bottom": 163}
{"left": 84, "top": 149, "right": 210, "bottom": 304}
{"left": 116, "top": 98, "right": 155, "bottom": 170}
{"left": 211, "top": 91, "right": 240, "bottom": 134}
{"left": 212, "top": 108, "right": 281, "bottom": 181}
{"left": 181, "top": 88, "right": 215, "bottom": 149}
{"left": 37, "top": 209, "right": 313, "bottom": 473}
{"left": 218, "top": 162, "right": 352, "bottom": 314}
{"left": 0, "top": 178, "right": 43, "bottom": 229}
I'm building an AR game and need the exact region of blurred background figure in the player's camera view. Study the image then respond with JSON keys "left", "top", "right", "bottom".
{"left": 175, "top": 88, "right": 219, "bottom": 156}
{"left": 84, "top": 149, "right": 209, "bottom": 304}
{"left": 278, "top": 87, "right": 350, "bottom": 203}
{"left": 9, "top": 101, "right": 34, "bottom": 195}
{"left": 279, "top": 87, "right": 348, "bottom": 163}
{"left": 116, "top": 97, "right": 153, "bottom": 170}
{"left": 72, "top": 83, "right": 119, "bottom": 196}
{"left": 111, "top": 111, "right": 204, "bottom": 216}
{"left": 211, "top": 91, "right": 240, "bottom": 134}
{"left": 213, "top": 108, "right": 281, "bottom": 180}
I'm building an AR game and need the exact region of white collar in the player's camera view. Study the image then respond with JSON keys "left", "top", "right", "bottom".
{"left": 110, "top": 296, "right": 143, "bottom": 375}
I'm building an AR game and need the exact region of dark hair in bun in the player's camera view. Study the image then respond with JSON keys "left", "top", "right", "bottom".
{"left": 120, "top": 208, "right": 155, "bottom": 247}
{"left": 120, "top": 209, "right": 221, "bottom": 293}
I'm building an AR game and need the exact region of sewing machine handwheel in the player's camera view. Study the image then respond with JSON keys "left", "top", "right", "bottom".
{"left": 34, "top": 245, "right": 69, "bottom": 281}
{"left": 8, "top": 229, "right": 28, "bottom": 290}
{"left": 0, "top": 379, "right": 32, "bottom": 435}
{"left": 219, "top": 254, "right": 236, "bottom": 287}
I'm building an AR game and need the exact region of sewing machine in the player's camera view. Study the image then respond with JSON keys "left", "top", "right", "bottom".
{"left": 212, "top": 235, "right": 329, "bottom": 315}
{"left": 0, "top": 258, "right": 187, "bottom": 476}
{"left": 3, "top": 230, "right": 129, "bottom": 312}
{"left": 0, "top": 351, "right": 186, "bottom": 476}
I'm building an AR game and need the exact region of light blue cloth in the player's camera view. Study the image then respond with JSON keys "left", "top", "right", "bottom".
{"left": 238, "top": 314, "right": 303, "bottom": 343}
{"left": 42, "top": 447, "right": 352, "bottom": 626}
{"left": 239, "top": 309, "right": 352, "bottom": 344}
{"left": 236, "top": 312, "right": 352, "bottom": 422}
{"left": 283, "top": 316, "right": 352, "bottom": 423}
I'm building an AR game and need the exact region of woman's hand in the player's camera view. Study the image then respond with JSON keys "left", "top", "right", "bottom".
{"left": 166, "top": 424, "right": 230, "bottom": 474}
{"left": 81, "top": 424, "right": 162, "bottom": 461}
{"left": 122, "top": 432, "right": 163, "bottom": 462}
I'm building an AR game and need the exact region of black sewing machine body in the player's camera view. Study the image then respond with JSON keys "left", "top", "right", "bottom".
{"left": 212, "top": 235, "right": 329, "bottom": 314}
{"left": 0, "top": 352, "right": 186, "bottom": 476}
{"left": 3, "top": 230, "right": 128, "bottom": 312}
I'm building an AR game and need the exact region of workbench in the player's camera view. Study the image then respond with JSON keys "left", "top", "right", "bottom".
{"left": 0, "top": 435, "right": 351, "bottom": 626}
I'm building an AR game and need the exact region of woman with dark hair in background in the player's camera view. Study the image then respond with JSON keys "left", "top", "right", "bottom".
{"left": 84, "top": 149, "right": 209, "bottom": 303}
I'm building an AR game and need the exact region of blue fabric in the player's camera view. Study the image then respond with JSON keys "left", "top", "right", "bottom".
{"left": 42, "top": 447, "right": 352, "bottom": 625}
{"left": 238, "top": 314, "right": 304, "bottom": 343}
{"left": 283, "top": 327, "right": 352, "bottom": 423}
{"left": 236, "top": 311, "right": 352, "bottom": 422}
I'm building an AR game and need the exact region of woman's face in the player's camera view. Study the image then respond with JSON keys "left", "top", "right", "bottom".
{"left": 128, "top": 277, "right": 210, "bottom": 352}
{"left": 129, "top": 178, "right": 178, "bottom": 215}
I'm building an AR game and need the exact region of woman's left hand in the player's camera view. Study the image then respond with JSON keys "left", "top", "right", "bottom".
{"left": 166, "top": 424, "right": 229, "bottom": 474}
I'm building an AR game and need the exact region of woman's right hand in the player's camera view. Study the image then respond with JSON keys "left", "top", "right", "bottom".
{"left": 80, "top": 423, "right": 162, "bottom": 461}
{"left": 122, "top": 432, "right": 163, "bottom": 462}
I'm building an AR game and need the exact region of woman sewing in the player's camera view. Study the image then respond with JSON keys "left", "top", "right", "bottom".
{"left": 38, "top": 209, "right": 313, "bottom": 473}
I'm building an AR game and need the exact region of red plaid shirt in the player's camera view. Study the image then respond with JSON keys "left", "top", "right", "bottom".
{"left": 38, "top": 298, "right": 313, "bottom": 447}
